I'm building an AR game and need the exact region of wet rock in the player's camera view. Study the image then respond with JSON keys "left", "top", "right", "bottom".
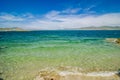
{"left": 34, "top": 70, "right": 61, "bottom": 80}
{"left": 116, "top": 69, "right": 120, "bottom": 77}
{"left": 115, "top": 38, "right": 120, "bottom": 44}
{"left": 106, "top": 38, "right": 120, "bottom": 44}
{"left": 34, "top": 70, "right": 120, "bottom": 80}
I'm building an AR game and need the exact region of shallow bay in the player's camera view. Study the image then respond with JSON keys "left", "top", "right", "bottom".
{"left": 0, "top": 30, "right": 120, "bottom": 80}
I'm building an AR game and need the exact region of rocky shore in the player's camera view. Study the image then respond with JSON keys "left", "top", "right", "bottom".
{"left": 34, "top": 70, "right": 120, "bottom": 80}
{"left": 34, "top": 67, "right": 120, "bottom": 80}
{"left": 106, "top": 38, "right": 120, "bottom": 44}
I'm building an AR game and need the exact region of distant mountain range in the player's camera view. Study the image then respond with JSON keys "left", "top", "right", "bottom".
{"left": 70, "top": 26, "right": 120, "bottom": 30}
{"left": 0, "top": 27, "right": 26, "bottom": 31}
{"left": 0, "top": 26, "right": 120, "bottom": 31}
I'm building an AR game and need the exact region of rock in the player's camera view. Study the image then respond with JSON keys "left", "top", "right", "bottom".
{"left": 34, "top": 70, "right": 120, "bottom": 80}
{"left": 106, "top": 38, "right": 120, "bottom": 44}
{"left": 115, "top": 38, "right": 120, "bottom": 44}
{"left": 35, "top": 70, "right": 61, "bottom": 80}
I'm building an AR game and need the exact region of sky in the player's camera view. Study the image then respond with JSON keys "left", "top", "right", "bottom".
{"left": 0, "top": 0, "right": 120, "bottom": 30}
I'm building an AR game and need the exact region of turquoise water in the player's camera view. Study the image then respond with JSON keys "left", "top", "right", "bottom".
{"left": 0, "top": 30, "right": 120, "bottom": 80}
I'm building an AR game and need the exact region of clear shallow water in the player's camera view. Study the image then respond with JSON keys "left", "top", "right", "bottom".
{"left": 0, "top": 30, "right": 120, "bottom": 80}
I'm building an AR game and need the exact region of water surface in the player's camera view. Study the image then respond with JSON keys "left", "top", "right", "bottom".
{"left": 0, "top": 30, "right": 120, "bottom": 80}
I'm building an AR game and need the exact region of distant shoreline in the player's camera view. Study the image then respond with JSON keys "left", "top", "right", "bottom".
{"left": 0, "top": 26, "right": 120, "bottom": 31}
{"left": 0, "top": 29, "right": 120, "bottom": 32}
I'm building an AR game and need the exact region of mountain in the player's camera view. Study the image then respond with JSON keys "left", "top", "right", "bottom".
{"left": 70, "top": 26, "right": 120, "bottom": 30}
{"left": 0, "top": 27, "right": 26, "bottom": 31}
{"left": 1, "top": 26, "right": 120, "bottom": 31}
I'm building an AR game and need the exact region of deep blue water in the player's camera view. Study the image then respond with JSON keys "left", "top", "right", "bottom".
{"left": 0, "top": 30, "right": 120, "bottom": 43}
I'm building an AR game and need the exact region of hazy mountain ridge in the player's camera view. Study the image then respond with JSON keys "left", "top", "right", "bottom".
{"left": 0, "top": 26, "right": 120, "bottom": 31}
{"left": 71, "top": 26, "right": 120, "bottom": 30}
{"left": 0, "top": 27, "right": 26, "bottom": 31}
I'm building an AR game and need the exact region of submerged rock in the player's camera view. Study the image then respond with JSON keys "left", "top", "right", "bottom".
{"left": 0, "top": 46, "right": 8, "bottom": 49}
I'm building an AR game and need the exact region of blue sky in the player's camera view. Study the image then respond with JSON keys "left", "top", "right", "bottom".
{"left": 0, "top": 0, "right": 120, "bottom": 30}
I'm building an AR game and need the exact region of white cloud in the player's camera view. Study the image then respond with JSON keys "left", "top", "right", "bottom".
{"left": 45, "top": 8, "right": 81, "bottom": 19}
{"left": 0, "top": 13, "right": 24, "bottom": 21}
{"left": 45, "top": 10, "right": 60, "bottom": 19}
{"left": 62, "top": 8, "right": 81, "bottom": 14}
{"left": 0, "top": 11, "right": 120, "bottom": 30}
{"left": 22, "top": 13, "right": 35, "bottom": 18}
{"left": 25, "top": 12, "right": 120, "bottom": 30}
{"left": 84, "top": 5, "right": 96, "bottom": 12}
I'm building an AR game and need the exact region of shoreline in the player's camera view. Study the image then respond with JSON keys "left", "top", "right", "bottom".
{"left": 35, "top": 70, "right": 120, "bottom": 80}
{"left": 34, "top": 67, "right": 120, "bottom": 80}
